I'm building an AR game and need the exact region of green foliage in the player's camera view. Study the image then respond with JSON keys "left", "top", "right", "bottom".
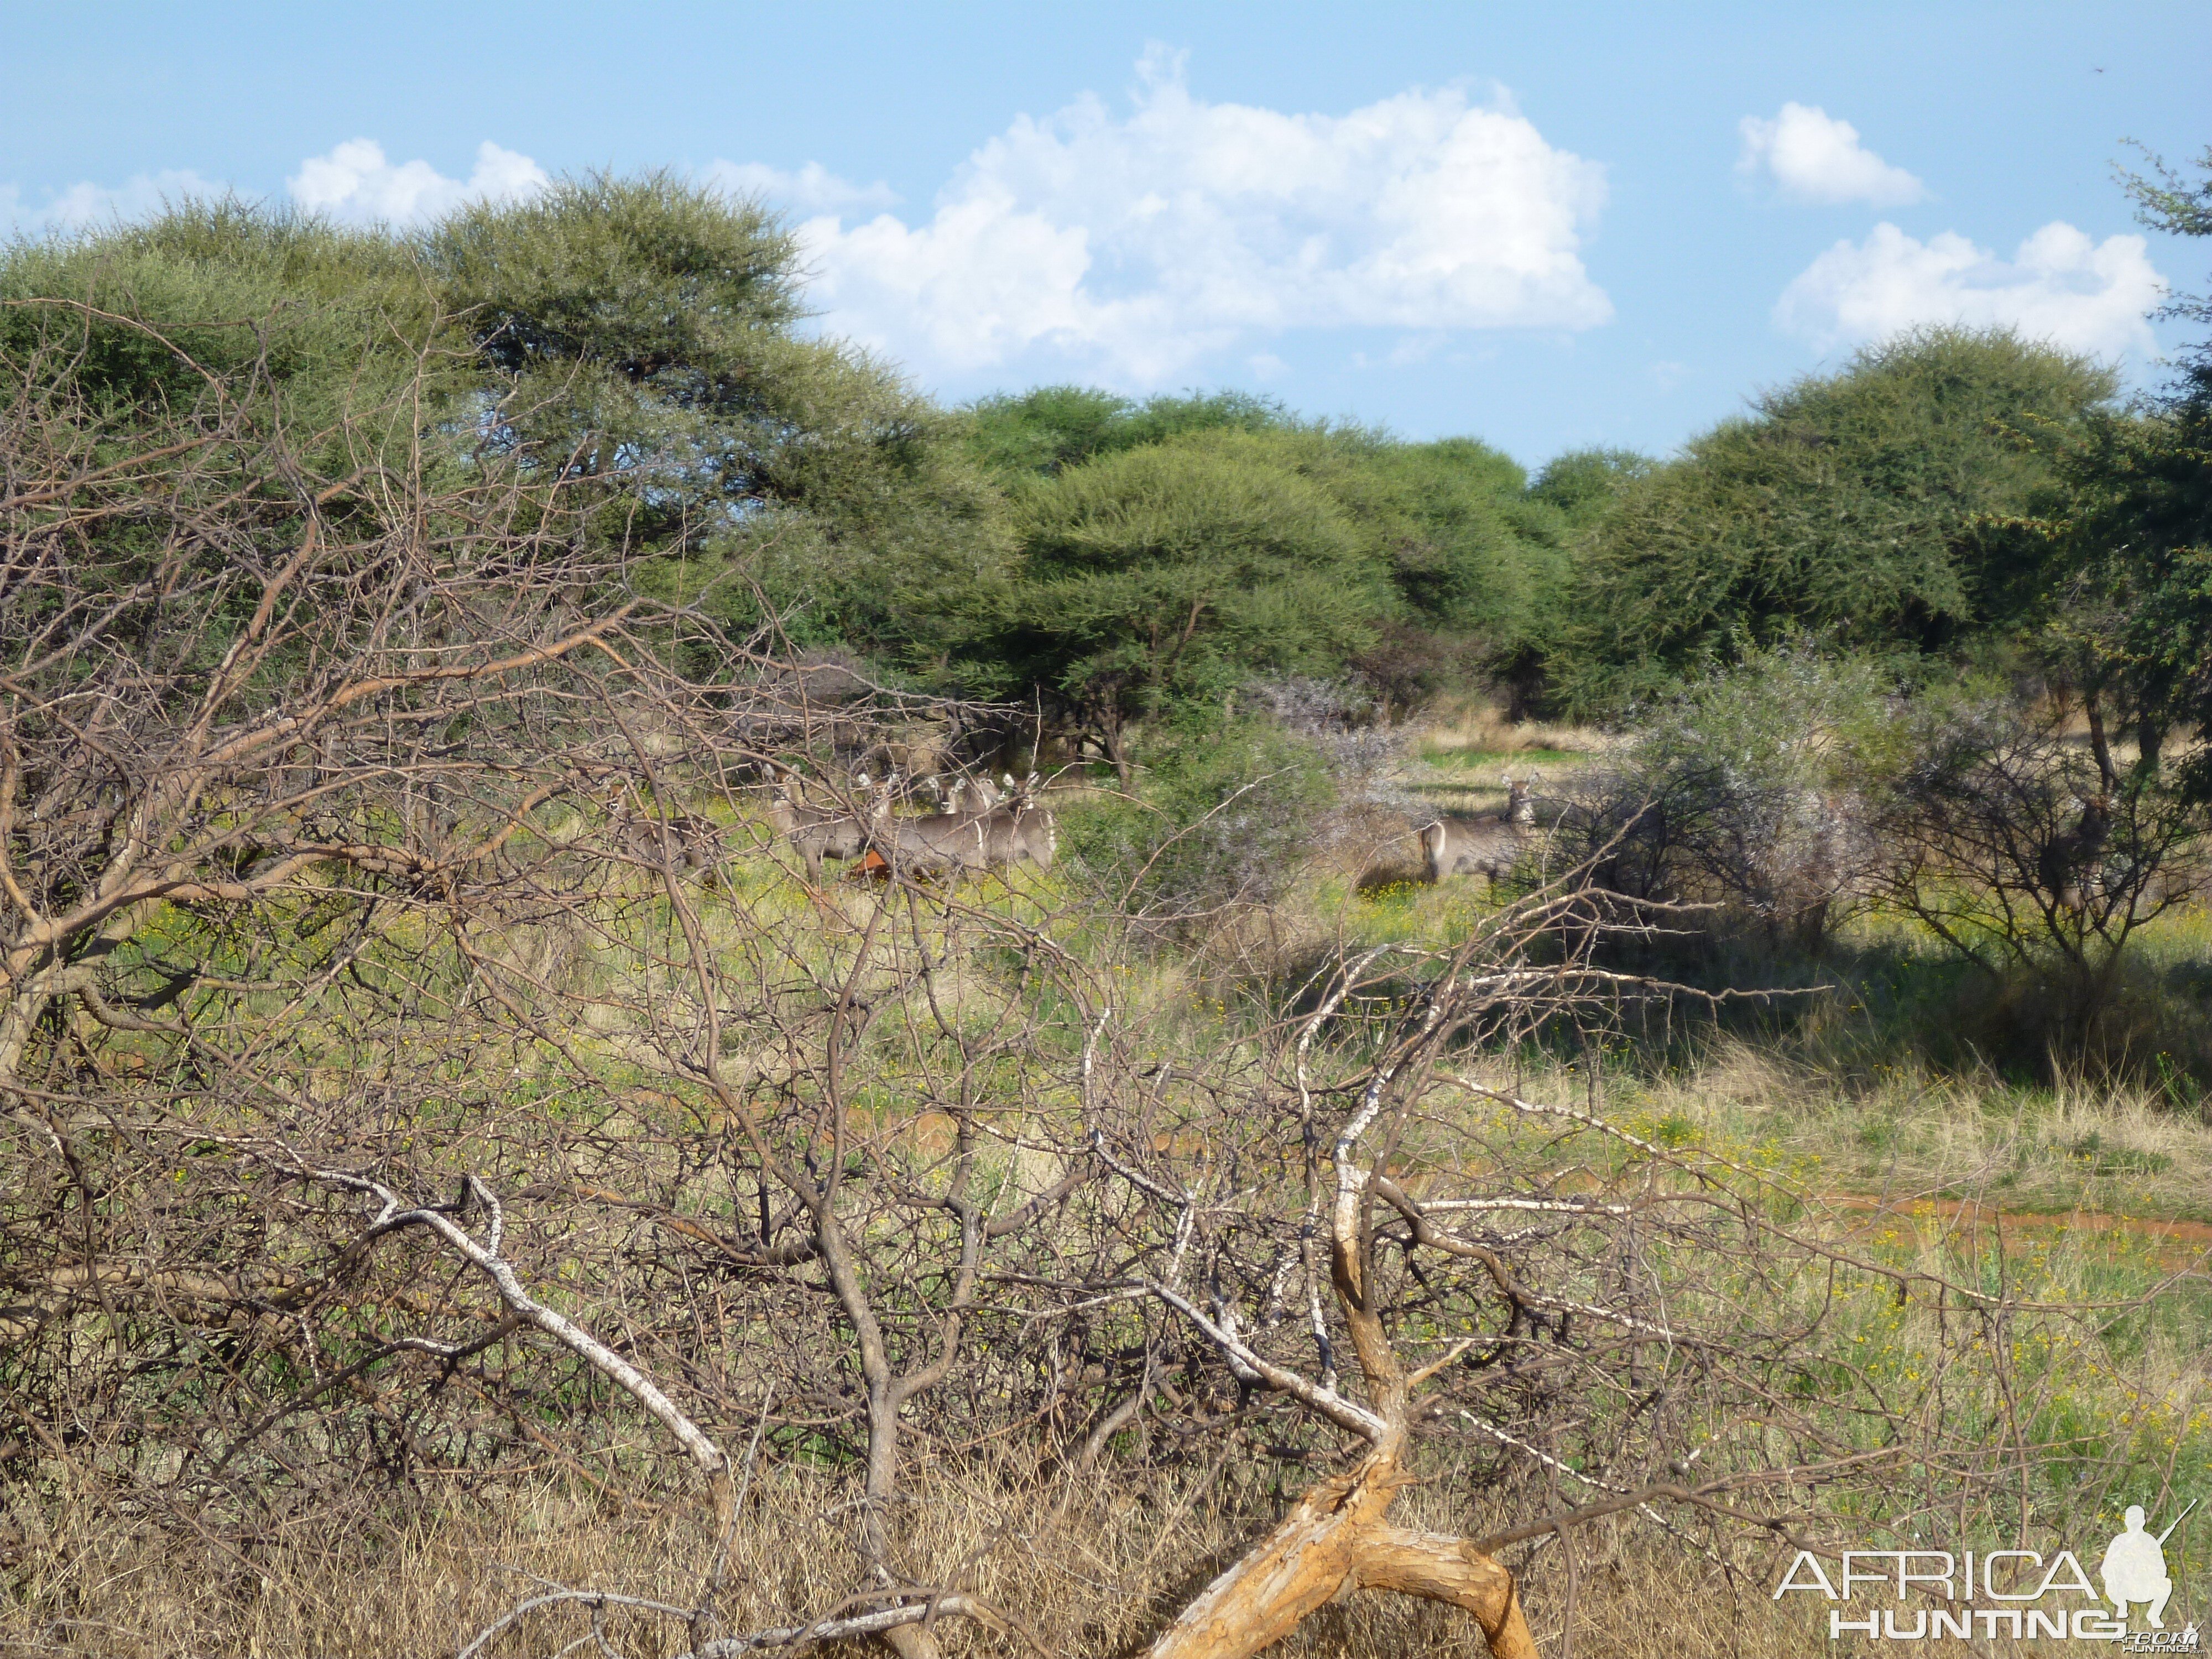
{"left": 2120, "top": 142, "right": 2212, "bottom": 333}
{"left": 1862, "top": 686, "right": 2210, "bottom": 1069}
{"left": 2024, "top": 405, "right": 2212, "bottom": 795}
{"left": 1060, "top": 717, "right": 1338, "bottom": 930}
{"left": 0, "top": 208, "right": 471, "bottom": 707}
{"left": 1558, "top": 328, "right": 2120, "bottom": 716}
{"left": 981, "top": 432, "right": 1386, "bottom": 758}
{"left": 1331, "top": 436, "right": 1565, "bottom": 641}
{"left": 976, "top": 423, "right": 1571, "bottom": 750}
{"left": 2043, "top": 146, "right": 2212, "bottom": 800}
{"left": 1629, "top": 643, "right": 1902, "bottom": 780}
{"left": 424, "top": 173, "right": 1012, "bottom": 663}
{"left": 17, "top": 186, "right": 2185, "bottom": 784}
{"left": 428, "top": 170, "right": 809, "bottom": 376}
{"left": 2, "top": 181, "right": 1014, "bottom": 675}
{"left": 1558, "top": 645, "right": 1898, "bottom": 943}
{"left": 1525, "top": 446, "right": 1656, "bottom": 526}
{"left": 963, "top": 384, "right": 1292, "bottom": 481}
{"left": 0, "top": 201, "right": 450, "bottom": 453}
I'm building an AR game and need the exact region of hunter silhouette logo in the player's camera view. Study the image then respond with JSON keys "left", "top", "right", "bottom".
{"left": 2105, "top": 1503, "right": 2196, "bottom": 1631}
{"left": 1773, "top": 1499, "right": 2199, "bottom": 1643}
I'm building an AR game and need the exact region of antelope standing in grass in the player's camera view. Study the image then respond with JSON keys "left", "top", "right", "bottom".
{"left": 1422, "top": 774, "right": 1536, "bottom": 888}
{"left": 873, "top": 773, "right": 1056, "bottom": 879}
{"left": 603, "top": 780, "right": 723, "bottom": 874}
{"left": 765, "top": 771, "right": 888, "bottom": 880}
{"left": 2039, "top": 790, "right": 2112, "bottom": 912}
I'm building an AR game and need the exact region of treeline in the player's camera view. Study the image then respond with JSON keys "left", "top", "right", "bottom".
{"left": 7, "top": 168, "right": 2207, "bottom": 790}
{"left": 0, "top": 181, "right": 1571, "bottom": 774}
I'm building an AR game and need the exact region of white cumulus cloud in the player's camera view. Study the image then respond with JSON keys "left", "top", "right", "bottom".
{"left": 704, "top": 160, "right": 896, "bottom": 216}
{"left": 1775, "top": 221, "right": 2167, "bottom": 359}
{"left": 1738, "top": 103, "right": 1924, "bottom": 206}
{"left": 288, "top": 139, "right": 548, "bottom": 225}
{"left": 726, "top": 51, "right": 1611, "bottom": 383}
{"left": 3, "top": 168, "right": 228, "bottom": 233}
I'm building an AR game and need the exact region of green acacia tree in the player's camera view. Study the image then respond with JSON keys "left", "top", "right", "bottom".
{"left": 986, "top": 431, "right": 1391, "bottom": 780}
{"left": 2, "top": 179, "right": 1013, "bottom": 679}
{"left": 962, "top": 384, "right": 1292, "bottom": 481}
{"left": 2028, "top": 408, "right": 2211, "bottom": 786}
{"left": 1558, "top": 327, "right": 2119, "bottom": 716}
{"left": 1342, "top": 434, "right": 1574, "bottom": 709}
{"left": 2031, "top": 148, "right": 2212, "bottom": 797}
{"left": 1526, "top": 446, "right": 1657, "bottom": 526}
{"left": 425, "top": 173, "right": 1011, "bottom": 667}
{"left": 971, "top": 407, "right": 1573, "bottom": 748}
{"left": 0, "top": 202, "right": 455, "bottom": 466}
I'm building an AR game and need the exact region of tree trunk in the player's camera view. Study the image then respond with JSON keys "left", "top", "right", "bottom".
{"left": 1100, "top": 714, "right": 1134, "bottom": 792}
{"left": 2084, "top": 687, "right": 2119, "bottom": 793}
{"left": 1144, "top": 1443, "right": 1537, "bottom": 1659}
{"left": 1351, "top": 1526, "right": 1536, "bottom": 1655}
{"left": 2137, "top": 713, "right": 2164, "bottom": 778}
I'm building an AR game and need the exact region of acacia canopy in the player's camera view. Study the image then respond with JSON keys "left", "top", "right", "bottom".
{"left": 1558, "top": 328, "right": 2119, "bottom": 713}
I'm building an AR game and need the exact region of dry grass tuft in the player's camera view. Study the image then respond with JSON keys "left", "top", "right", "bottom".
{"left": 1417, "top": 703, "right": 1610, "bottom": 764}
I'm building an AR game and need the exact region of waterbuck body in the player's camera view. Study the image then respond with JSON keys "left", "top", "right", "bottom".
{"left": 876, "top": 811, "right": 993, "bottom": 875}
{"left": 765, "top": 775, "right": 883, "bottom": 879}
{"left": 1422, "top": 775, "right": 1535, "bottom": 888}
{"left": 874, "top": 775, "right": 1056, "bottom": 879}
{"left": 984, "top": 790, "right": 1057, "bottom": 870}
{"left": 601, "top": 780, "right": 723, "bottom": 874}
{"left": 2039, "top": 790, "right": 2112, "bottom": 911}
{"left": 612, "top": 808, "right": 721, "bottom": 873}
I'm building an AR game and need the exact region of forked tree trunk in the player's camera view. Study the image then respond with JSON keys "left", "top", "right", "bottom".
{"left": 1144, "top": 1439, "right": 1537, "bottom": 1659}
{"left": 1143, "top": 1065, "right": 1543, "bottom": 1659}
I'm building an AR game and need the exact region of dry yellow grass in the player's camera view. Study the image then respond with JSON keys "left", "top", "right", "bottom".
{"left": 1405, "top": 706, "right": 1609, "bottom": 818}
{"left": 1616, "top": 1039, "right": 2212, "bottom": 1224}
{"left": 1416, "top": 700, "right": 1611, "bottom": 764}
{"left": 0, "top": 1463, "right": 1824, "bottom": 1658}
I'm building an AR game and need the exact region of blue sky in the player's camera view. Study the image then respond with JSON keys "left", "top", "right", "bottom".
{"left": 3, "top": 1, "right": 2206, "bottom": 466}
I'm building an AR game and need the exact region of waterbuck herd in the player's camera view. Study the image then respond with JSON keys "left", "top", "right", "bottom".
{"left": 760, "top": 764, "right": 1537, "bottom": 891}
{"left": 765, "top": 769, "right": 1058, "bottom": 882}
{"left": 677, "top": 758, "right": 2144, "bottom": 956}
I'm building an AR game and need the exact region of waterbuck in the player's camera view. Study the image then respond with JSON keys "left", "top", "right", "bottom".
{"left": 611, "top": 804, "right": 722, "bottom": 873}
{"left": 983, "top": 776, "right": 1057, "bottom": 870}
{"left": 765, "top": 771, "right": 886, "bottom": 880}
{"left": 597, "top": 779, "right": 724, "bottom": 874}
{"left": 936, "top": 772, "right": 1003, "bottom": 815}
{"left": 872, "top": 774, "right": 1056, "bottom": 879}
{"left": 2039, "top": 790, "right": 2112, "bottom": 911}
{"left": 1421, "top": 774, "right": 1536, "bottom": 888}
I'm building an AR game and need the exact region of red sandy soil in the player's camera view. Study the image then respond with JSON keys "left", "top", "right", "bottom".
{"left": 1819, "top": 1192, "right": 2212, "bottom": 1271}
